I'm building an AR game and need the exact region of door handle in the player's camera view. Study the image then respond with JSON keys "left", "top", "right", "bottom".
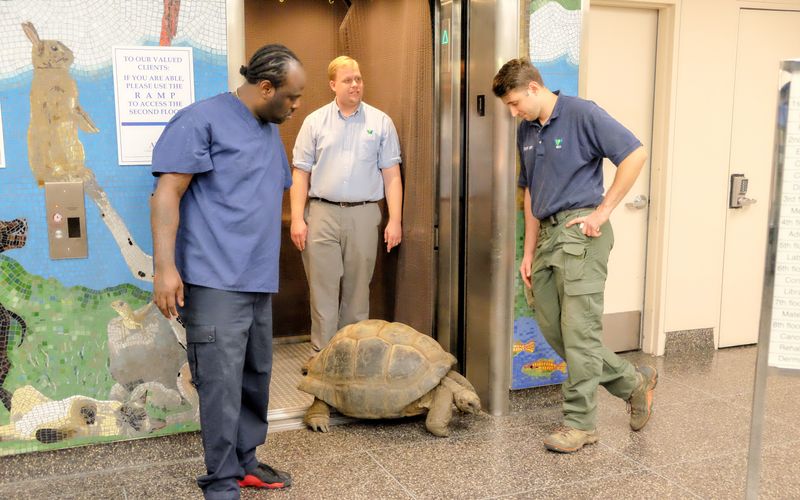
{"left": 625, "top": 194, "right": 649, "bottom": 210}
{"left": 736, "top": 196, "right": 757, "bottom": 207}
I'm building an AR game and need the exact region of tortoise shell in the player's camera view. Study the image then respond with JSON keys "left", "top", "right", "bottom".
{"left": 297, "top": 320, "right": 456, "bottom": 418}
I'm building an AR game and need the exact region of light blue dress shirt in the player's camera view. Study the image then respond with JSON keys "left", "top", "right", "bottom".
{"left": 292, "top": 100, "right": 401, "bottom": 202}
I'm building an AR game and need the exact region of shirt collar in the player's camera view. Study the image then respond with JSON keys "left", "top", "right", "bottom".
{"left": 532, "top": 90, "right": 562, "bottom": 130}
{"left": 333, "top": 99, "right": 363, "bottom": 119}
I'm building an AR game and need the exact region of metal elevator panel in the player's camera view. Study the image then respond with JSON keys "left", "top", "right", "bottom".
{"left": 436, "top": 0, "right": 464, "bottom": 364}
{"left": 45, "top": 181, "right": 88, "bottom": 260}
{"left": 463, "top": 0, "right": 518, "bottom": 415}
{"left": 435, "top": 0, "right": 518, "bottom": 415}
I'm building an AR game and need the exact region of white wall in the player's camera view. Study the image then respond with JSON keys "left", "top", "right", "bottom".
{"left": 663, "top": 0, "right": 800, "bottom": 335}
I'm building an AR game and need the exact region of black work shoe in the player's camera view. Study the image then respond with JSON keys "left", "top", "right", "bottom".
{"left": 238, "top": 462, "right": 292, "bottom": 489}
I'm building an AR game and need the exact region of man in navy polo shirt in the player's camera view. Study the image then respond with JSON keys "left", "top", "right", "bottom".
{"left": 150, "top": 44, "right": 304, "bottom": 498}
{"left": 492, "top": 59, "right": 658, "bottom": 453}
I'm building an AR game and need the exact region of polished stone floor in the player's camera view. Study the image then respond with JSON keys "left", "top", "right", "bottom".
{"left": 1, "top": 345, "right": 798, "bottom": 499}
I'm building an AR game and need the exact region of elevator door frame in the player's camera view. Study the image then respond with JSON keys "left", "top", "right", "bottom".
{"left": 228, "top": 0, "right": 519, "bottom": 416}
{"left": 436, "top": 0, "right": 518, "bottom": 415}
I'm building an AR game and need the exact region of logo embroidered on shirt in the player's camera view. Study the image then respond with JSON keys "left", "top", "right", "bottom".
{"left": 554, "top": 138, "right": 563, "bottom": 149}
{"left": 367, "top": 129, "right": 374, "bottom": 135}
{"left": 522, "top": 145, "right": 534, "bottom": 152}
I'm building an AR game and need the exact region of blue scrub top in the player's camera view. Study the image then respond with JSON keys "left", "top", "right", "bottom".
{"left": 152, "top": 92, "right": 291, "bottom": 293}
{"left": 517, "top": 92, "right": 641, "bottom": 220}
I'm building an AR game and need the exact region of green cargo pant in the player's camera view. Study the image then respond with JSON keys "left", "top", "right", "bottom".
{"left": 531, "top": 207, "right": 638, "bottom": 431}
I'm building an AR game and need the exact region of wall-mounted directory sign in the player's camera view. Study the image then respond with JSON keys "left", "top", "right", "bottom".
{"left": 769, "top": 68, "right": 800, "bottom": 370}
{"left": 111, "top": 46, "right": 195, "bottom": 165}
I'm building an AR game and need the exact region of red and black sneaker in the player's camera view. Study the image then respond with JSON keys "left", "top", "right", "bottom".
{"left": 238, "top": 462, "right": 292, "bottom": 490}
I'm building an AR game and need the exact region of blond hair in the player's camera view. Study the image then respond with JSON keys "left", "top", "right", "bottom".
{"left": 328, "top": 56, "right": 359, "bottom": 81}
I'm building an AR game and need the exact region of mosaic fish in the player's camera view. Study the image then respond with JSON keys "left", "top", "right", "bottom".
{"left": 512, "top": 340, "right": 536, "bottom": 356}
{"left": 522, "top": 359, "right": 567, "bottom": 376}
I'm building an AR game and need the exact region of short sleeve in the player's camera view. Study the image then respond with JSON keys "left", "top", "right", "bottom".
{"left": 151, "top": 109, "right": 213, "bottom": 176}
{"left": 378, "top": 115, "right": 402, "bottom": 169}
{"left": 585, "top": 102, "right": 642, "bottom": 166}
{"left": 517, "top": 123, "right": 529, "bottom": 188}
{"left": 280, "top": 141, "right": 292, "bottom": 190}
{"left": 292, "top": 115, "right": 316, "bottom": 172}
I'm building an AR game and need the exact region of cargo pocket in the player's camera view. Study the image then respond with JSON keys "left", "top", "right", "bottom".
{"left": 563, "top": 243, "right": 586, "bottom": 281}
{"left": 186, "top": 325, "right": 215, "bottom": 387}
{"left": 562, "top": 242, "right": 604, "bottom": 296}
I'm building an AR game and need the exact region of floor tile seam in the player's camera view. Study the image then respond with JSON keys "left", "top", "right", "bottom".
{"left": 477, "top": 467, "right": 658, "bottom": 500}
{"left": 285, "top": 448, "right": 369, "bottom": 466}
{"left": 596, "top": 440, "right": 658, "bottom": 471}
{"left": 637, "top": 461, "right": 707, "bottom": 499}
{"left": 595, "top": 443, "right": 714, "bottom": 499}
{"left": 646, "top": 447, "right": 746, "bottom": 471}
{"left": 0, "top": 454, "right": 204, "bottom": 489}
{"left": 598, "top": 434, "right": 750, "bottom": 469}
{"left": 364, "top": 449, "right": 418, "bottom": 499}
{"left": 716, "top": 397, "right": 798, "bottom": 426}
{"left": 657, "top": 373, "right": 749, "bottom": 399}
{"left": 477, "top": 442, "right": 651, "bottom": 499}
{"left": 706, "top": 394, "right": 800, "bottom": 426}
{"left": 352, "top": 419, "right": 560, "bottom": 454}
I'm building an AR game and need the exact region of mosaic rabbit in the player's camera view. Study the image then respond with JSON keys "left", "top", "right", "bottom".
{"left": 22, "top": 21, "right": 98, "bottom": 184}
{"left": 21, "top": 22, "right": 154, "bottom": 282}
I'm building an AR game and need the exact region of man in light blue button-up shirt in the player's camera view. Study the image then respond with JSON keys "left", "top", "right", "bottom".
{"left": 290, "top": 56, "right": 403, "bottom": 351}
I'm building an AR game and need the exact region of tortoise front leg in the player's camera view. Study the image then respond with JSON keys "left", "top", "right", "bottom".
{"left": 425, "top": 384, "right": 453, "bottom": 437}
{"left": 446, "top": 370, "right": 477, "bottom": 393}
{"left": 304, "top": 397, "right": 331, "bottom": 433}
{"left": 441, "top": 375, "right": 482, "bottom": 414}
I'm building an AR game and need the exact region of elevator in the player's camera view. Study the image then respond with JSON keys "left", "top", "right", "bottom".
{"left": 228, "top": 0, "right": 519, "bottom": 427}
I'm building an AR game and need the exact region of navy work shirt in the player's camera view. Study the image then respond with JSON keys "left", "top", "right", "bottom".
{"left": 152, "top": 92, "right": 291, "bottom": 293}
{"left": 518, "top": 93, "right": 641, "bottom": 220}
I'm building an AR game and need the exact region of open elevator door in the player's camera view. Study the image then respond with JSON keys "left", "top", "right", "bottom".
{"left": 436, "top": 0, "right": 519, "bottom": 415}
{"left": 231, "top": 0, "right": 437, "bottom": 427}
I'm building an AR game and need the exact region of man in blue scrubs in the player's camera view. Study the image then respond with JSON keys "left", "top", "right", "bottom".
{"left": 492, "top": 59, "right": 657, "bottom": 453}
{"left": 150, "top": 44, "right": 305, "bottom": 498}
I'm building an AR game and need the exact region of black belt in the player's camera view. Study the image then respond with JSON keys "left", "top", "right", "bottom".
{"left": 544, "top": 207, "right": 596, "bottom": 226}
{"left": 310, "top": 197, "right": 374, "bottom": 207}
{"left": 545, "top": 212, "right": 567, "bottom": 226}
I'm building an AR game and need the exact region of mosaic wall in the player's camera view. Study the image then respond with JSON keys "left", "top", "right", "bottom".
{"left": 512, "top": 0, "right": 583, "bottom": 390}
{"left": 0, "top": 0, "right": 227, "bottom": 455}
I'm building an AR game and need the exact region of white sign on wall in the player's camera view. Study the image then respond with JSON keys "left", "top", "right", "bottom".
{"left": 112, "top": 46, "right": 194, "bottom": 165}
{"left": 769, "top": 70, "right": 800, "bottom": 370}
{"left": 0, "top": 103, "right": 6, "bottom": 169}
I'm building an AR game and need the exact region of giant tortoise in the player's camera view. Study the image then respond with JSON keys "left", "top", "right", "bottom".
{"left": 298, "top": 320, "right": 481, "bottom": 437}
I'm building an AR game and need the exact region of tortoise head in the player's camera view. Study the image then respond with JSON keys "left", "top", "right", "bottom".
{"left": 454, "top": 390, "right": 482, "bottom": 415}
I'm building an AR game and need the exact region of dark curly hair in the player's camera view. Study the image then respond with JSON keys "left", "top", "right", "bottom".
{"left": 239, "top": 44, "right": 301, "bottom": 88}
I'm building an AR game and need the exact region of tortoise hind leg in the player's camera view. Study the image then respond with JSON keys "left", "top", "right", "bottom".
{"left": 425, "top": 384, "right": 454, "bottom": 437}
{"left": 304, "top": 398, "right": 331, "bottom": 433}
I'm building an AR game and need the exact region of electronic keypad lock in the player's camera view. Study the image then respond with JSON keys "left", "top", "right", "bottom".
{"left": 45, "top": 181, "right": 88, "bottom": 259}
{"left": 729, "top": 174, "right": 757, "bottom": 209}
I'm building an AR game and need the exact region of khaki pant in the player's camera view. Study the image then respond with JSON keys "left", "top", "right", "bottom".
{"left": 302, "top": 200, "right": 382, "bottom": 349}
{"left": 531, "top": 207, "right": 638, "bottom": 430}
